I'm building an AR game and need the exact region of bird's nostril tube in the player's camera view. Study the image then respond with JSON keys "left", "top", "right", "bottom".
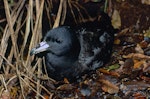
{"left": 36, "top": 44, "right": 40, "bottom": 48}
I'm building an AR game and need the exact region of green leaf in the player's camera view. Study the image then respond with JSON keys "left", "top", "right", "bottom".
{"left": 105, "top": 64, "right": 120, "bottom": 71}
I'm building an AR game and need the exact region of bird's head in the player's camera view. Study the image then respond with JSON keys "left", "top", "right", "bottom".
{"left": 30, "top": 26, "right": 80, "bottom": 56}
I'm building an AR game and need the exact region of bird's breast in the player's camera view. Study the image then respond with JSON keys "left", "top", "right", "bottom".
{"left": 45, "top": 53, "right": 77, "bottom": 69}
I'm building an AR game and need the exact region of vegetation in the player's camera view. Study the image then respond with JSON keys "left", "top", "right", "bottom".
{"left": 0, "top": 0, "right": 149, "bottom": 98}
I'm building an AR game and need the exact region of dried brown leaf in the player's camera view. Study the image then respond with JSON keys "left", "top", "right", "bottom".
{"left": 133, "top": 60, "right": 145, "bottom": 69}
{"left": 135, "top": 44, "right": 144, "bottom": 54}
{"left": 121, "top": 81, "right": 149, "bottom": 94}
{"left": 140, "top": 75, "right": 150, "bottom": 82}
{"left": 143, "top": 62, "right": 150, "bottom": 72}
{"left": 57, "top": 84, "right": 75, "bottom": 91}
{"left": 141, "top": 0, "right": 150, "bottom": 5}
{"left": 111, "top": 9, "right": 121, "bottom": 29}
{"left": 99, "top": 79, "right": 119, "bottom": 94}
{"left": 133, "top": 92, "right": 146, "bottom": 99}
{"left": 123, "top": 53, "right": 150, "bottom": 60}
{"left": 64, "top": 78, "right": 70, "bottom": 84}
{"left": 99, "top": 68, "right": 120, "bottom": 77}
{"left": 114, "top": 39, "right": 121, "bottom": 45}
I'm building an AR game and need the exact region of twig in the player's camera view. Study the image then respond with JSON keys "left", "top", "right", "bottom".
{"left": 20, "top": 0, "right": 32, "bottom": 63}
{"left": 21, "top": 73, "right": 52, "bottom": 96}
{"left": 20, "top": 77, "right": 45, "bottom": 99}
{"left": 0, "top": 18, "right": 6, "bottom": 23}
{"left": 0, "top": 53, "right": 15, "bottom": 70}
{"left": 68, "top": 0, "right": 77, "bottom": 24}
{"left": 53, "top": 0, "right": 64, "bottom": 28}
{"left": 0, "top": 75, "right": 8, "bottom": 91}
{"left": 60, "top": 0, "right": 67, "bottom": 25}
{"left": 0, "top": 0, "right": 25, "bottom": 68}
{"left": 36, "top": 58, "right": 42, "bottom": 99}
{"left": 25, "top": 0, "right": 44, "bottom": 69}
{"left": 16, "top": 61, "right": 26, "bottom": 99}
{"left": 3, "top": 0, "right": 19, "bottom": 61}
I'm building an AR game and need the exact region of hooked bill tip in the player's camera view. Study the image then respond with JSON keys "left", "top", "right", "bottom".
{"left": 30, "top": 48, "right": 36, "bottom": 56}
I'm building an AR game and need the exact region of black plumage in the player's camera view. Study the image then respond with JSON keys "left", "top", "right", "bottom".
{"left": 30, "top": 12, "right": 114, "bottom": 81}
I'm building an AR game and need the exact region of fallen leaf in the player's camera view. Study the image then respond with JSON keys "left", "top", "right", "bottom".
{"left": 99, "top": 79, "right": 119, "bottom": 94}
{"left": 123, "top": 53, "right": 150, "bottom": 60}
{"left": 133, "top": 60, "right": 145, "bottom": 69}
{"left": 122, "top": 81, "right": 149, "bottom": 91}
{"left": 135, "top": 44, "right": 144, "bottom": 54}
{"left": 140, "top": 75, "right": 150, "bottom": 82}
{"left": 133, "top": 92, "right": 146, "bottom": 99}
{"left": 114, "top": 39, "right": 121, "bottom": 45}
{"left": 64, "top": 78, "right": 70, "bottom": 84}
{"left": 99, "top": 68, "right": 120, "bottom": 77}
{"left": 111, "top": 9, "right": 121, "bottom": 29}
{"left": 57, "top": 84, "right": 75, "bottom": 91}
{"left": 99, "top": 68, "right": 111, "bottom": 74}
{"left": 105, "top": 64, "right": 120, "bottom": 71}
{"left": 141, "top": 0, "right": 150, "bottom": 5}
{"left": 143, "top": 62, "right": 150, "bottom": 72}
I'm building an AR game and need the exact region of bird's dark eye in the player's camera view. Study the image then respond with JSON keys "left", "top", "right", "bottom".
{"left": 47, "top": 37, "right": 51, "bottom": 41}
{"left": 56, "top": 39, "right": 61, "bottom": 43}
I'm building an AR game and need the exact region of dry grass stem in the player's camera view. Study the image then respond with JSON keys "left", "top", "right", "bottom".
{"left": 0, "top": 0, "right": 101, "bottom": 98}
{"left": 53, "top": 0, "right": 62, "bottom": 28}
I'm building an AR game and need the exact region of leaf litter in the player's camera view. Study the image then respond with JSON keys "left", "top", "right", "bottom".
{"left": 0, "top": 0, "right": 150, "bottom": 98}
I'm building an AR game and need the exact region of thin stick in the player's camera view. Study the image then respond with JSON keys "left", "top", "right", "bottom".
{"left": 25, "top": 0, "right": 44, "bottom": 69}
{"left": 53, "top": 0, "right": 64, "bottom": 28}
{"left": 0, "top": 53, "right": 15, "bottom": 70}
{"left": 0, "top": 0, "right": 25, "bottom": 67}
{"left": 68, "top": 0, "right": 77, "bottom": 24}
{"left": 60, "top": 0, "right": 67, "bottom": 25}
{"left": 20, "top": 77, "right": 45, "bottom": 99}
{"left": 21, "top": 73, "right": 52, "bottom": 95}
{"left": 3, "top": 0, "right": 19, "bottom": 60}
{"left": 0, "top": 75, "right": 8, "bottom": 91}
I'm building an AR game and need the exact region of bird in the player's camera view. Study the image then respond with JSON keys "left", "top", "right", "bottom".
{"left": 30, "top": 12, "right": 115, "bottom": 81}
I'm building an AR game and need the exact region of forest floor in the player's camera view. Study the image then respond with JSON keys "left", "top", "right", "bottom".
{"left": 0, "top": 0, "right": 150, "bottom": 99}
